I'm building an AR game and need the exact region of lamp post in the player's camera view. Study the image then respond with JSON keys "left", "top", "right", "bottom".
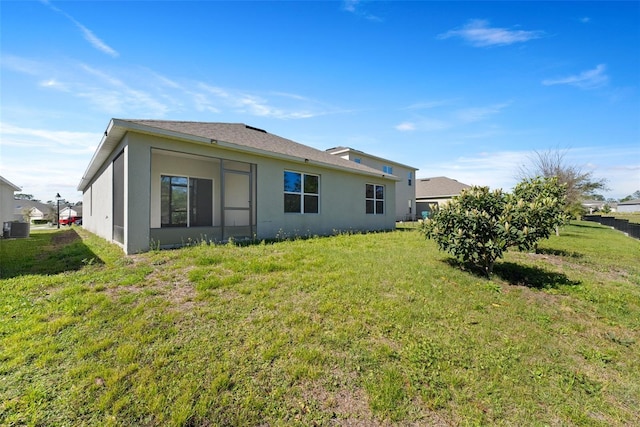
{"left": 55, "top": 193, "right": 61, "bottom": 229}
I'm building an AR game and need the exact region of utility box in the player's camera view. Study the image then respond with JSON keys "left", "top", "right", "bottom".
{"left": 2, "top": 222, "right": 30, "bottom": 238}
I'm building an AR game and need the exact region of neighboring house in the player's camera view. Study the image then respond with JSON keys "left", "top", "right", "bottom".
{"left": 1, "top": 175, "right": 21, "bottom": 225}
{"left": 582, "top": 200, "right": 617, "bottom": 214}
{"left": 415, "top": 176, "right": 471, "bottom": 217}
{"left": 617, "top": 198, "right": 640, "bottom": 213}
{"left": 325, "top": 147, "right": 418, "bottom": 221}
{"left": 13, "top": 200, "right": 55, "bottom": 223}
{"left": 59, "top": 205, "right": 83, "bottom": 221}
{"left": 78, "top": 119, "right": 400, "bottom": 254}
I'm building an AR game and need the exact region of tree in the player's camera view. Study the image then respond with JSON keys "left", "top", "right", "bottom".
{"left": 15, "top": 193, "right": 39, "bottom": 201}
{"left": 620, "top": 190, "right": 640, "bottom": 203}
{"left": 518, "top": 148, "right": 607, "bottom": 219}
{"left": 422, "top": 177, "right": 567, "bottom": 277}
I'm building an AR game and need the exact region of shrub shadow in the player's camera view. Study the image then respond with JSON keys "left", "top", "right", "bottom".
{"left": 535, "top": 247, "right": 583, "bottom": 258}
{"left": 0, "top": 228, "right": 104, "bottom": 279}
{"left": 493, "top": 262, "right": 581, "bottom": 289}
{"left": 442, "top": 258, "right": 581, "bottom": 289}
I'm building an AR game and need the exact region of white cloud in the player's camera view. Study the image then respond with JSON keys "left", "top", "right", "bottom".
{"left": 342, "top": 0, "right": 381, "bottom": 22}
{"left": 438, "top": 19, "right": 544, "bottom": 47}
{"left": 396, "top": 122, "right": 416, "bottom": 131}
{"left": 455, "top": 102, "right": 511, "bottom": 123}
{"left": 542, "top": 64, "right": 609, "bottom": 89}
{"left": 42, "top": 1, "right": 119, "bottom": 57}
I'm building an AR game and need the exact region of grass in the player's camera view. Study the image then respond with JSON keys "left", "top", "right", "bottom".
{"left": 1, "top": 222, "right": 639, "bottom": 426}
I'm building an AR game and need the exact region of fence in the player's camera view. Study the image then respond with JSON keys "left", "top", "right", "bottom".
{"left": 582, "top": 215, "right": 640, "bottom": 240}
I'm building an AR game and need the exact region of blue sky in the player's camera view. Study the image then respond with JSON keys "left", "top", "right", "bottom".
{"left": 1, "top": 0, "right": 638, "bottom": 203}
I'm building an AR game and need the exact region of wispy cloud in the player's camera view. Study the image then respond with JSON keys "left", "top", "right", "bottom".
{"left": 41, "top": 0, "right": 119, "bottom": 57}
{"left": 395, "top": 101, "right": 511, "bottom": 132}
{"left": 438, "top": 19, "right": 544, "bottom": 47}
{"left": 542, "top": 64, "right": 609, "bottom": 89}
{"left": 342, "top": 0, "right": 381, "bottom": 22}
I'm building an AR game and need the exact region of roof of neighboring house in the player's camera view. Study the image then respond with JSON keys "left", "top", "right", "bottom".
{"left": 325, "top": 146, "right": 418, "bottom": 170}
{"left": 416, "top": 176, "right": 471, "bottom": 199}
{"left": 79, "top": 119, "right": 400, "bottom": 191}
{"left": 618, "top": 198, "right": 640, "bottom": 205}
{"left": 60, "top": 205, "right": 83, "bottom": 216}
{"left": 0, "top": 175, "right": 21, "bottom": 191}
{"left": 14, "top": 200, "right": 54, "bottom": 215}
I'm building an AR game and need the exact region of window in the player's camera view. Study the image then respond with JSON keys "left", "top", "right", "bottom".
{"left": 383, "top": 165, "right": 393, "bottom": 174}
{"left": 408, "top": 171, "right": 413, "bottom": 186}
{"left": 284, "top": 171, "right": 319, "bottom": 213}
{"left": 161, "top": 175, "right": 212, "bottom": 227}
{"left": 366, "top": 184, "right": 384, "bottom": 214}
{"left": 354, "top": 158, "right": 361, "bottom": 164}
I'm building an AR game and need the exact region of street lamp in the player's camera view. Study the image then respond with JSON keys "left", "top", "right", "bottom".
{"left": 55, "top": 193, "right": 61, "bottom": 229}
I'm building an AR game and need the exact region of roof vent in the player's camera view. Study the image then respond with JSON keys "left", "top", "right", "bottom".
{"left": 245, "top": 125, "right": 267, "bottom": 133}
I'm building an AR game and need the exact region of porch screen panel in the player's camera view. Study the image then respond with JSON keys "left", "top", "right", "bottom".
{"left": 112, "top": 150, "right": 125, "bottom": 243}
{"left": 190, "top": 178, "right": 213, "bottom": 226}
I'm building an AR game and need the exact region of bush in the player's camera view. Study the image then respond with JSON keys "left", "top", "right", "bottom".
{"left": 422, "top": 177, "right": 566, "bottom": 277}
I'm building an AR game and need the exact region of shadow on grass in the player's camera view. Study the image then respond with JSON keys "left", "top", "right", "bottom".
{"left": 443, "top": 258, "right": 581, "bottom": 289}
{"left": 535, "top": 247, "right": 584, "bottom": 258}
{"left": 493, "top": 262, "right": 581, "bottom": 289}
{"left": 0, "top": 228, "right": 103, "bottom": 279}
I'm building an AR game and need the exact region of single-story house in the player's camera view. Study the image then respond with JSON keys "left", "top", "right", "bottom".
{"left": 13, "top": 200, "right": 56, "bottom": 223}
{"left": 617, "top": 198, "right": 640, "bottom": 213}
{"left": 59, "top": 205, "right": 83, "bottom": 221}
{"left": 78, "top": 119, "right": 400, "bottom": 254}
{"left": 325, "top": 147, "right": 418, "bottom": 221}
{"left": 582, "top": 200, "right": 617, "bottom": 214}
{"left": 1, "top": 175, "right": 21, "bottom": 225}
{"left": 415, "top": 176, "right": 471, "bottom": 217}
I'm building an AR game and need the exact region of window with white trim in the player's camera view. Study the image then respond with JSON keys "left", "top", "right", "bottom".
{"left": 284, "top": 171, "right": 319, "bottom": 214}
{"left": 408, "top": 171, "right": 412, "bottom": 186}
{"left": 366, "top": 184, "right": 384, "bottom": 214}
{"left": 382, "top": 165, "right": 393, "bottom": 174}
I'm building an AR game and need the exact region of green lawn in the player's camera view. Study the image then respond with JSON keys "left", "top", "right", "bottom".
{"left": 1, "top": 222, "right": 639, "bottom": 426}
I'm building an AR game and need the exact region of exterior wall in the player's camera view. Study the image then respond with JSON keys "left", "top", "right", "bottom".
{"left": 336, "top": 151, "right": 415, "bottom": 221}
{"left": 617, "top": 204, "right": 640, "bottom": 213}
{"left": 255, "top": 157, "right": 395, "bottom": 239}
{"left": 0, "top": 183, "right": 17, "bottom": 224}
{"left": 82, "top": 154, "right": 115, "bottom": 245}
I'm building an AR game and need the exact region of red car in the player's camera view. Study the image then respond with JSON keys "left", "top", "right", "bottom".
{"left": 59, "top": 216, "right": 82, "bottom": 226}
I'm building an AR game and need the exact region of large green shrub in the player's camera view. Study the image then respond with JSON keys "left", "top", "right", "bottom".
{"left": 422, "top": 177, "right": 566, "bottom": 277}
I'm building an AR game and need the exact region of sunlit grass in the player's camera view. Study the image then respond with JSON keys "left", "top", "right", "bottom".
{"left": 1, "top": 222, "right": 638, "bottom": 425}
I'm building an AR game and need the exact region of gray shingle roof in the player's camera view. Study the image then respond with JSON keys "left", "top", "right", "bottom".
{"left": 79, "top": 119, "right": 398, "bottom": 191}
{"left": 416, "top": 176, "right": 471, "bottom": 199}
{"left": 618, "top": 198, "right": 640, "bottom": 205}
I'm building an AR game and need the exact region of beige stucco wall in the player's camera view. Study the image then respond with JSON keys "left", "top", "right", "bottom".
{"left": 0, "top": 182, "right": 17, "bottom": 224}
{"left": 83, "top": 131, "right": 396, "bottom": 253}
{"left": 82, "top": 163, "right": 114, "bottom": 241}
{"left": 339, "top": 152, "right": 416, "bottom": 221}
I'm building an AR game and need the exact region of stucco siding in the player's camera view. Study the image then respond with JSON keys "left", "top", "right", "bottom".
{"left": 83, "top": 162, "right": 114, "bottom": 241}
{"left": 1, "top": 183, "right": 17, "bottom": 224}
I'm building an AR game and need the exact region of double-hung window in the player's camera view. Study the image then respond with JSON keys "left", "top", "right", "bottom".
{"left": 284, "top": 171, "right": 319, "bottom": 214}
{"left": 366, "top": 184, "right": 384, "bottom": 214}
{"left": 408, "top": 171, "right": 413, "bottom": 186}
{"left": 382, "top": 165, "right": 393, "bottom": 174}
{"left": 161, "top": 175, "right": 212, "bottom": 227}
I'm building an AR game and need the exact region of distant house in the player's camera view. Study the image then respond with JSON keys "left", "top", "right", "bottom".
{"left": 78, "top": 119, "right": 400, "bottom": 254}
{"left": 59, "top": 205, "right": 83, "bottom": 221}
{"left": 1, "top": 175, "right": 21, "bottom": 225}
{"left": 13, "top": 200, "right": 55, "bottom": 223}
{"left": 415, "top": 176, "right": 471, "bottom": 217}
{"left": 326, "top": 147, "right": 418, "bottom": 221}
{"left": 617, "top": 198, "right": 640, "bottom": 213}
{"left": 582, "top": 200, "right": 617, "bottom": 214}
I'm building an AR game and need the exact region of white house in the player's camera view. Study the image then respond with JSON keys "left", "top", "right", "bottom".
{"left": 325, "top": 147, "right": 418, "bottom": 221}
{"left": 617, "top": 199, "right": 640, "bottom": 213}
{"left": 1, "top": 175, "right": 21, "bottom": 225}
{"left": 78, "top": 119, "right": 400, "bottom": 253}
